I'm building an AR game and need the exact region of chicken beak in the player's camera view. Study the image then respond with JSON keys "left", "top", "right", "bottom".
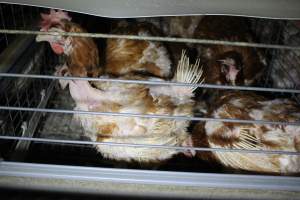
{"left": 217, "top": 59, "right": 234, "bottom": 66}
{"left": 217, "top": 59, "right": 226, "bottom": 63}
{"left": 36, "top": 27, "right": 64, "bottom": 43}
{"left": 36, "top": 34, "right": 55, "bottom": 42}
{"left": 36, "top": 27, "right": 65, "bottom": 55}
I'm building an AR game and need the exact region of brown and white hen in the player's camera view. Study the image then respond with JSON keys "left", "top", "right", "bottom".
{"left": 36, "top": 9, "right": 101, "bottom": 80}
{"left": 66, "top": 52, "right": 202, "bottom": 163}
{"left": 192, "top": 92, "right": 300, "bottom": 174}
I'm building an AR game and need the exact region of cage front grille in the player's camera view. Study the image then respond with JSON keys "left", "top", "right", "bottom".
{"left": 0, "top": 3, "right": 299, "bottom": 179}
{"left": 0, "top": 5, "right": 60, "bottom": 158}
{"left": 0, "top": 3, "right": 41, "bottom": 54}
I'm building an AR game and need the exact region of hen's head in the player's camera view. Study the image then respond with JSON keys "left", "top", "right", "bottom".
{"left": 36, "top": 9, "right": 75, "bottom": 55}
{"left": 40, "top": 9, "right": 71, "bottom": 31}
{"left": 217, "top": 51, "right": 244, "bottom": 85}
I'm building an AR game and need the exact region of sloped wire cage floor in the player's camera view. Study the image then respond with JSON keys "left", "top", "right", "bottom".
{"left": 0, "top": 2, "right": 300, "bottom": 198}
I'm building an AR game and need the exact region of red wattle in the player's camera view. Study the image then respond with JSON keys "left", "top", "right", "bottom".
{"left": 50, "top": 43, "right": 64, "bottom": 55}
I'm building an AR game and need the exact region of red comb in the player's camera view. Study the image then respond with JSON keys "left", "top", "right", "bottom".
{"left": 39, "top": 9, "right": 72, "bottom": 31}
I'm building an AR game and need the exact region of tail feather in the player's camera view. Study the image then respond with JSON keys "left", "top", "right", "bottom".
{"left": 174, "top": 50, "right": 204, "bottom": 93}
{"left": 148, "top": 50, "right": 204, "bottom": 103}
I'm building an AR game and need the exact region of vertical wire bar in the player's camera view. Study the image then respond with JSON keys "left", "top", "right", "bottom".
{"left": 11, "top": 78, "right": 25, "bottom": 128}
{"left": 25, "top": 84, "right": 31, "bottom": 107}
{"left": 20, "top": 89, "right": 28, "bottom": 107}
{"left": 32, "top": 80, "right": 39, "bottom": 106}
{"left": 264, "top": 21, "right": 285, "bottom": 87}
{"left": 14, "top": 117, "right": 25, "bottom": 133}
{"left": 1, "top": 93, "right": 10, "bottom": 135}
{"left": 5, "top": 79, "right": 14, "bottom": 105}
{"left": 35, "top": 6, "right": 40, "bottom": 24}
{"left": 7, "top": 91, "right": 14, "bottom": 106}
{"left": 0, "top": 110, "right": 5, "bottom": 135}
{"left": 38, "top": 78, "right": 43, "bottom": 104}
{"left": 41, "top": 45, "right": 47, "bottom": 74}
{"left": 277, "top": 52, "right": 298, "bottom": 89}
{"left": 278, "top": 21, "right": 300, "bottom": 91}
{"left": 4, "top": 85, "right": 11, "bottom": 107}
{"left": 10, "top": 5, "right": 17, "bottom": 29}
{"left": 20, "top": 6, "right": 26, "bottom": 28}
{"left": 281, "top": 71, "right": 295, "bottom": 90}
{"left": 30, "top": 6, "right": 34, "bottom": 23}
{"left": 15, "top": 82, "right": 24, "bottom": 121}
{"left": 287, "top": 50, "right": 300, "bottom": 77}
{"left": 264, "top": 49, "right": 279, "bottom": 87}
{"left": 7, "top": 108, "right": 15, "bottom": 137}
{"left": 0, "top": 4, "right": 8, "bottom": 46}
{"left": 11, "top": 108, "right": 20, "bottom": 122}
{"left": 292, "top": 93, "right": 300, "bottom": 104}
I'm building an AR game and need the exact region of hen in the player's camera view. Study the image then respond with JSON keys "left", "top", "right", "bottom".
{"left": 136, "top": 16, "right": 202, "bottom": 69}
{"left": 192, "top": 91, "right": 300, "bottom": 174}
{"left": 161, "top": 16, "right": 203, "bottom": 40}
{"left": 36, "top": 9, "right": 101, "bottom": 78}
{"left": 105, "top": 22, "right": 172, "bottom": 78}
{"left": 194, "top": 16, "right": 266, "bottom": 86}
{"left": 67, "top": 52, "right": 202, "bottom": 163}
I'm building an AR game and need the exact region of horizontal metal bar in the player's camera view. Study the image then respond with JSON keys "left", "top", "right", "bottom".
{"left": 0, "top": 29, "right": 300, "bottom": 50}
{"left": 0, "top": 161, "right": 299, "bottom": 192}
{"left": 0, "top": 73, "right": 300, "bottom": 93}
{"left": 1, "top": 106, "right": 300, "bottom": 126}
{"left": 0, "top": 135, "right": 299, "bottom": 155}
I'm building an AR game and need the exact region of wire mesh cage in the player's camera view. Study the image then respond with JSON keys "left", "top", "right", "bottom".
{"left": 0, "top": 2, "right": 300, "bottom": 197}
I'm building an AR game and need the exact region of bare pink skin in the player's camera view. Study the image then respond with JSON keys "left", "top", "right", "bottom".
{"left": 226, "top": 64, "right": 240, "bottom": 85}
{"left": 50, "top": 42, "right": 64, "bottom": 54}
{"left": 68, "top": 80, "right": 104, "bottom": 105}
{"left": 182, "top": 136, "right": 196, "bottom": 157}
{"left": 219, "top": 58, "right": 240, "bottom": 85}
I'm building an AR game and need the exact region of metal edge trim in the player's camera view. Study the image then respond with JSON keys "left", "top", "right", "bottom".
{"left": 0, "top": 161, "right": 299, "bottom": 191}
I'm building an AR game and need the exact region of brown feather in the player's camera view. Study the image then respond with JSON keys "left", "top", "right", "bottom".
{"left": 62, "top": 21, "right": 101, "bottom": 77}
{"left": 191, "top": 122, "right": 217, "bottom": 161}
{"left": 105, "top": 22, "right": 172, "bottom": 78}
